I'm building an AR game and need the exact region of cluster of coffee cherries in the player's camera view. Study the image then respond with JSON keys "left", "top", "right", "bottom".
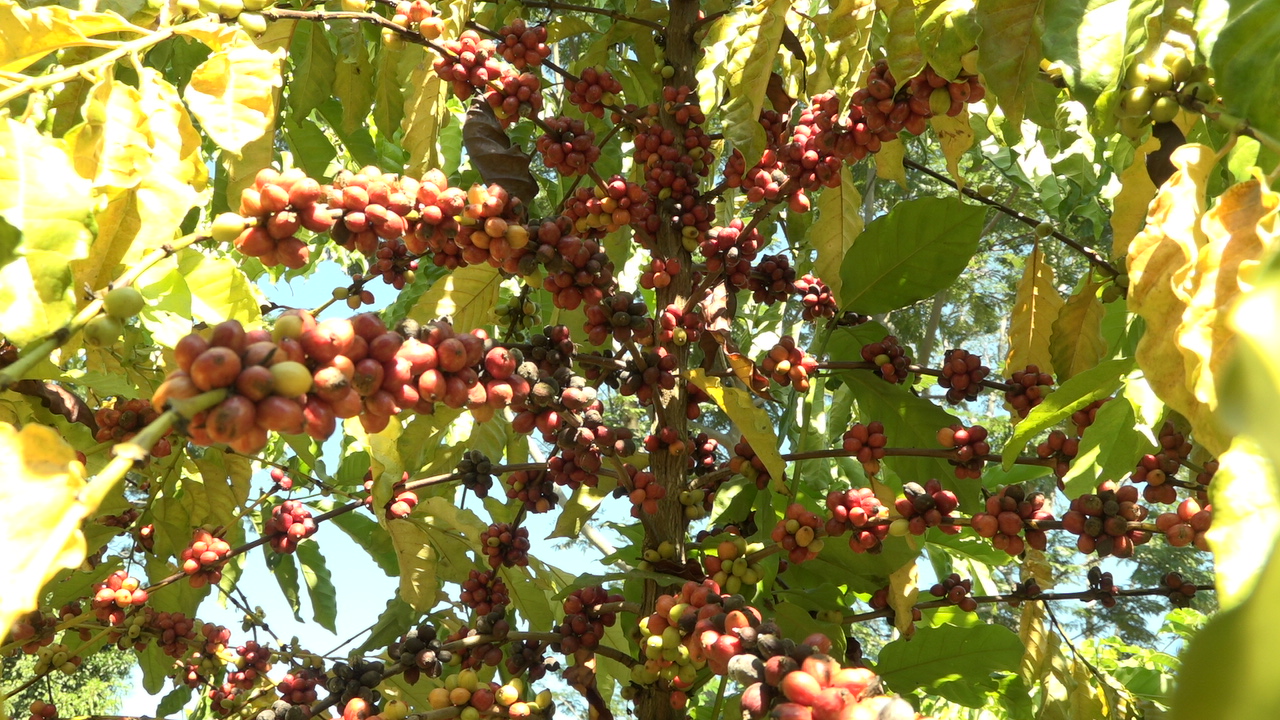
{"left": 771, "top": 503, "right": 827, "bottom": 564}
{"left": 583, "top": 291, "right": 651, "bottom": 346}
{"left": 892, "top": 480, "right": 961, "bottom": 536}
{"left": 457, "top": 450, "right": 495, "bottom": 498}
{"left": 390, "top": 620, "right": 451, "bottom": 683}
{"left": 969, "top": 484, "right": 1052, "bottom": 556}
{"left": 701, "top": 220, "right": 762, "bottom": 288}
{"left": 482, "top": 70, "right": 543, "bottom": 125}
{"left": 274, "top": 667, "right": 323, "bottom": 705}
{"left": 227, "top": 641, "right": 271, "bottom": 690}
{"left": 794, "top": 275, "right": 838, "bottom": 321}
{"left": 554, "top": 586, "right": 622, "bottom": 655}
{"left": 1060, "top": 482, "right": 1151, "bottom": 558}
{"left": 27, "top": 701, "right": 56, "bottom": 720}
{"left": 655, "top": 304, "right": 702, "bottom": 346}
{"left": 264, "top": 500, "right": 317, "bottom": 553}
{"left": 1159, "top": 572, "right": 1201, "bottom": 608}
{"left": 386, "top": 0, "right": 445, "bottom": 40}
{"left": 506, "top": 468, "right": 558, "bottom": 513}
{"left": 91, "top": 570, "right": 148, "bottom": 626}
{"left": 491, "top": 293, "right": 542, "bottom": 338}
{"left": 852, "top": 61, "right": 984, "bottom": 138}
{"left": 730, "top": 438, "right": 776, "bottom": 490}
{"left": 93, "top": 398, "right": 173, "bottom": 456}
{"left": 1154, "top": 498, "right": 1212, "bottom": 551}
{"left": 325, "top": 659, "right": 386, "bottom": 707}
{"left": 1114, "top": 41, "right": 1214, "bottom": 138}
{"left": 452, "top": 183, "right": 531, "bottom": 266}
{"left": 180, "top": 528, "right": 233, "bottom": 588}
{"left": 214, "top": 168, "right": 331, "bottom": 268}
{"left": 1086, "top": 568, "right": 1120, "bottom": 607}
{"left": 532, "top": 229, "right": 617, "bottom": 310}
{"left": 938, "top": 349, "right": 990, "bottom": 404}
{"left": 633, "top": 580, "right": 724, "bottom": 701}
{"left": 1132, "top": 421, "right": 1193, "bottom": 504}
{"left": 841, "top": 422, "right": 887, "bottom": 475}
{"left": 1005, "top": 365, "right": 1055, "bottom": 418}
{"left": 481, "top": 522, "right": 530, "bottom": 568}
{"left": 1072, "top": 398, "right": 1110, "bottom": 435}
{"left": 703, "top": 536, "right": 767, "bottom": 595}
{"left": 761, "top": 336, "right": 819, "bottom": 391}
{"left": 1035, "top": 430, "right": 1080, "bottom": 479}
{"left": 460, "top": 569, "right": 510, "bottom": 617}
{"left": 448, "top": 602, "right": 512, "bottom": 671}
{"left": 324, "top": 168, "right": 419, "bottom": 259}
{"left": 535, "top": 116, "right": 599, "bottom": 175}
{"left": 860, "top": 336, "right": 912, "bottom": 384}
{"left": 825, "top": 487, "right": 888, "bottom": 554}
{"left": 496, "top": 18, "right": 551, "bottom": 68}
{"left": 748, "top": 254, "right": 797, "bottom": 305}
{"left": 433, "top": 30, "right": 504, "bottom": 99}
{"left": 929, "top": 574, "right": 979, "bottom": 612}
{"left": 622, "top": 466, "right": 665, "bottom": 517}
{"left": 936, "top": 424, "right": 991, "bottom": 479}
{"left": 563, "top": 177, "right": 652, "bottom": 240}
{"left": 616, "top": 347, "right": 679, "bottom": 407}
{"left": 567, "top": 66, "right": 623, "bottom": 117}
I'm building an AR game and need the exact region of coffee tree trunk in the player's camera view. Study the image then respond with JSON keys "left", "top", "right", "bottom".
{"left": 635, "top": 1, "right": 701, "bottom": 717}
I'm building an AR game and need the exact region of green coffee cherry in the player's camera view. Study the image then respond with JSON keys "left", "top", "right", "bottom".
{"left": 103, "top": 286, "right": 145, "bottom": 319}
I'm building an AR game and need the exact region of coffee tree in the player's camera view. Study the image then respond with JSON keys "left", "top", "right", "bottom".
{"left": 2, "top": 0, "right": 1279, "bottom": 718}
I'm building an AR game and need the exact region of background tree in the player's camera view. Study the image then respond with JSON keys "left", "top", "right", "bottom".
{"left": 0, "top": 0, "right": 1277, "bottom": 719}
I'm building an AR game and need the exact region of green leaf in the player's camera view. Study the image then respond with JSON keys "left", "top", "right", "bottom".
{"left": 1000, "top": 358, "right": 1132, "bottom": 469}
{"left": 288, "top": 21, "right": 337, "bottom": 120}
{"left": 885, "top": 0, "right": 925, "bottom": 85}
{"left": 773, "top": 601, "right": 846, "bottom": 659}
{"left": 175, "top": 248, "right": 263, "bottom": 326}
{"left": 282, "top": 116, "right": 337, "bottom": 181}
{"left": 1040, "top": 0, "right": 1135, "bottom": 110}
{"left": 914, "top": 0, "right": 981, "bottom": 81}
{"left": 329, "top": 509, "right": 399, "bottom": 576}
{"left": 1171, "top": 540, "right": 1280, "bottom": 720}
{"left": 1211, "top": 1, "right": 1280, "bottom": 146}
{"left": 834, "top": 365, "right": 964, "bottom": 501}
{"left": 358, "top": 596, "right": 417, "bottom": 653}
{"left": 975, "top": 0, "right": 1045, "bottom": 136}
{"left": 331, "top": 21, "right": 375, "bottom": 135}
{"left": 373, "top": 40, "right": 406, "bottom": 140}
{"left": 687, "top": 369, "right": 786, "bottom": 485}
{"left": 502, "top": 565, "right": 555, "bottom": 630}
{"left": 695, "top": 0, "right": 793, "bottom": 166}
{"left": 811, "top": 166, "right": 863, "bottom": 308}
{"left": 407, "top": 262, "right": 501, "bottom": 333}
{"left": 1060, "top": 394, "right": 1154, "bottom": 498}
{"left": 156, "top": 684, "right": 194, "bottom": 716}
{"left": 809, "top": 0, "right": 875, "bottom": 96}
{"left": 876, "top": 623, "right": 1024, "bottom": 703}
{"left": 550, "top": 474, "right": 617, "bottom": 539}
{"left": 783, "top": 532, "right": 917, "bottom": 595}
{"left": 265, "top": 546, "right": 303, "bottom": 620}
{"left": 838, "top": 196, "right": 986, "bottom": 314}
{"left": 295, "top": 540, "right": 339, "bottom": 633}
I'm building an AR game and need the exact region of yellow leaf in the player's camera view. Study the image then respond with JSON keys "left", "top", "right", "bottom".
{"left": 887, "top": 560, "right": 918, "bottom": 638}
{"left": 71, "top": 70, "right": 205, "bottom": 297}
{"left": 0, "top": 422, "right": 96, "bottom": 637}
{"left": 929, "top": 109, "right": 974, "bottom": 189}
{"left": 876, "top": 138, "right": 907, "bottom": 189}
{"left": 686, "top": 369, "right": 786, "bottom": 484}
{"left": 401, "top": 48, "right": 448, "bottom": 176}
{"left": 1127, "top": 144, "right": 1231, "bottom": 455}
{"left": 697, "top": 0, "right": 793, "bottom": 166}
{"left": 1006, "top": 243, "right": 1064, "bottom": 378}
{"left": 1050, "top": 279, "right": 1106, "bottom": 382}
{"left": 67, "top": 74, "right": 153, "bottom": 189}
{"left": 809, "top": 0, "right": 875, "bottom": 96}
{"left": 1018, "top": 601, "right": 1051, "bottom": 681}
{"left": 882, "top": 0, "right": 924, "bottom": 83}
{"left": 0, "top": 1, "right": 143, "bottom": 73}
{"left": 183, "top": 41, "right": 283, "bottom": 156}
{"left": 1178, "top": 174, "right": 1279, "bottom": 408}
{"left": 811, "top": 165, "right": 863, "bottom": 306}
{"left": 223, "top": 21, "right": 295, "bottom": 210}
{"left": 1110, "top": 137, "right": 1159, "bottom": 260}
{"left": 408, "top": 263, "right": 501, "bottom": 333}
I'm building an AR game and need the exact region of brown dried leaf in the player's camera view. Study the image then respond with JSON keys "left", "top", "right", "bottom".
{"left": 462, "top": 101, "right": 539, "bottom": 206}
{"left": 12, "top": 380, "right": 97, "bottom": 433}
